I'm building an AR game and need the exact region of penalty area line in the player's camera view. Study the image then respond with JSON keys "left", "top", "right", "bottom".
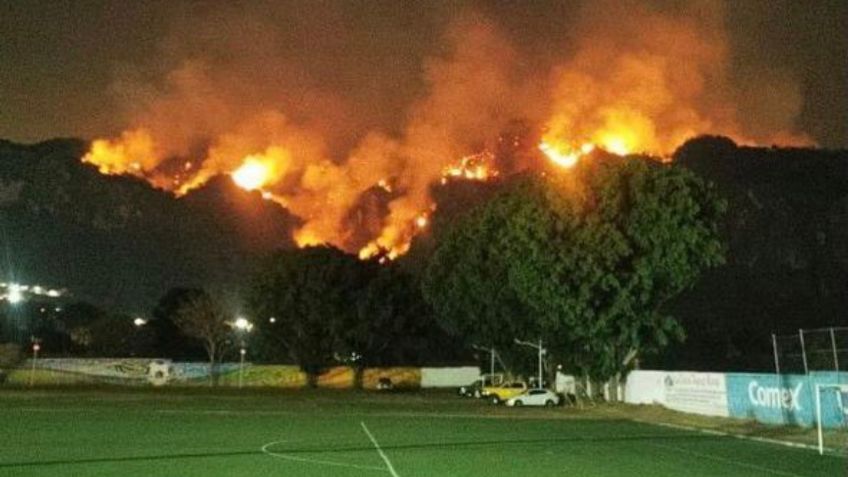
{"left": 360, "top": 421, "right": 401, "bottom": 477}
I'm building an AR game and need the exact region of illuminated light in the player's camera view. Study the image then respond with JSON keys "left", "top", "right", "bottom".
{"left": 234, "top": 317, "right": 253, "bottom": 331}
{"left": 7, "top": 284, "right": 23, "bottom": 304}
{"left": 184, "top": 161, "right": 193, "bottom": 171}
{"left": 415, "top": 215, "right": 428, "bottom": 229}
{"left": 133, "top": 317, "right": 147, "bottom": 327}
{"left": 268, "top": 317, "right": 276, "bottom": 324}
{"left": 46, "top": 289, "right": 61, "bottom": 297}
{"left": 581, "top": 143, "right": 596, "bottom": 154}
{"left": 232, "top": 159, "right": 269, "bottom": 191}
{"left": 261, "top": 191, "right": 273, "bottom": 200}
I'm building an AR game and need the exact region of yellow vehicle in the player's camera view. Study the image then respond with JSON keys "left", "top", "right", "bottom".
{"left": 481, "top": 381, "right": 527, "bottom": 404}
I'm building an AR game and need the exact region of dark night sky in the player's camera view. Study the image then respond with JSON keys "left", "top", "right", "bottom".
{"left": 1, "top": 0, "right": 846, "bottom": 148}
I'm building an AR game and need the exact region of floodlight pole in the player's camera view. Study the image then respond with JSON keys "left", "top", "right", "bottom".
{"left": 771, "top": 333, "right": 781, "bottom": 375}
{"left": 472, "top": 344, "right": 497, "bottom": 386}
{"left": 238, "top": 347, "right": 246, "bottom": 389}
{"left": 29, "top": 339, "right": 40, "bottom": 387}
{"left": 515, "top": 338, "right": 545, "bottom": 389}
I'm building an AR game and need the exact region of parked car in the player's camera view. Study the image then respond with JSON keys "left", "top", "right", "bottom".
{"left": 376, "top": 377, "right": 394, "bottom": 391}
{"left": 482, "top": 381, "right": 528, "bottom": 404}
{"left": 457, "top": 379, "right": 483, "bottom": 398}
{"left": 505, "top": 389, "right": 561, "bottom": 407}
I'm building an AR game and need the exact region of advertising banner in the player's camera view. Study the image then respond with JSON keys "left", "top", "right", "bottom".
{"left": 662, "top": 371, "right": 729, "bottom": 417}
{"left": 726, "top": 372, "right": 846, "bottom": 428}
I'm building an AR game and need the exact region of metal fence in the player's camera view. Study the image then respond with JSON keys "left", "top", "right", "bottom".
{"left": 772, "top": 327, "right": 848, "bottom": 374}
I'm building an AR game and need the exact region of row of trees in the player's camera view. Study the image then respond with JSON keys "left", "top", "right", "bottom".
{"left": 157, "top": 251, "right": 449, "bottom": 386}
{"left": 4, "top": 152, "right": 726, "bottom": 388}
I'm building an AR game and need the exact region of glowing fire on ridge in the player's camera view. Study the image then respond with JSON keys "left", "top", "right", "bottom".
{"left": 441, "top": 151, "right": 496, "bottom": 184}
{"left": 539, "top": 130, "right": 639, "bottom": 169}
{"left": 231, "top": 157, "right": 270, "bottom": 191}
{"left": 539, "top": 140, "right": 595, "bottom": 168}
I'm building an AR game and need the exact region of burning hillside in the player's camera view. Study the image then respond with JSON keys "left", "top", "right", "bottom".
{"left": 81, "top": 1, "right": 810, "bottom": 259}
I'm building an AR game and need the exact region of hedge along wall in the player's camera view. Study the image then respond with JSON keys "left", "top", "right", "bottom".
{"left": 4, "top": 359, "right": 474, "bottom": 389}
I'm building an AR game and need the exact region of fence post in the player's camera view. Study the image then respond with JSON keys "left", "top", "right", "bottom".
{"left": 799, "top": 329, "right": 809, "bottom": 374}
{"left": 771, "top": 333, "right": 781, "bottom": 375}
{"left": 830, "top": 327, "right": 840, "bottom": 373}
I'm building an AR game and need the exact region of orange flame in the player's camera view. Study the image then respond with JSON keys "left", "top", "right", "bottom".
{"left": 79, "top": 4, "right": 813, "bottom": 261}
{"left": 231, "top": 158, "right": 270, "bottom": 191}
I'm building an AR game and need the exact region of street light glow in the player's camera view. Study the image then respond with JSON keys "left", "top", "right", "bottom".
{"left": 133, "top": 317, "right": 147, "bottom": 327}
{"left": 7, "top": 284, "right": 23, "bottom": 304}
{"left": 234, "top": 317, "right": 253, "bottom": 331}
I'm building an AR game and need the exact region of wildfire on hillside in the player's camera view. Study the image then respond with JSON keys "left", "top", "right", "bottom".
{"left": 81, "top": 2, "right": 811, "bottom": 260}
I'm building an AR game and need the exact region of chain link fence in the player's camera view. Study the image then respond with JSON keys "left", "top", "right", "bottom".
{"left": 772, "top": 327, "right": 848, "bottom": 374}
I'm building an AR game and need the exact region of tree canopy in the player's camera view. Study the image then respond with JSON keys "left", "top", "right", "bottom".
{"left": 423, "top": 154, "right": 726, "bottom": 380}
{"left": 249, "top": 246, "right": 370, "bottom": 384}
{"left": 172, "top": 291, "right": 235, "bottom": 385}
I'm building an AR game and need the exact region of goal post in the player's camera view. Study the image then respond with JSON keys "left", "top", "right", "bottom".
{"left": 815, "top": 383, "right": 848, "bottom": 455}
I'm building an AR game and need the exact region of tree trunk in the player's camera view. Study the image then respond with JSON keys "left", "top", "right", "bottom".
{"left": 353, "top": 365, "right": 364, "bottom": 390}
{"left": 208, "top": 344, "right": 217, "bottom": 387}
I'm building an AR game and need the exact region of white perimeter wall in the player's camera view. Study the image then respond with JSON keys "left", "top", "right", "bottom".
{"left": 625, "top": 370, "right": 729, "bottom": 417}
{"left": 420, "top": 367, "right": 479, "bottom": 388}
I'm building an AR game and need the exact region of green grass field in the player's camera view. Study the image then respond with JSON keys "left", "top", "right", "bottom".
{"left": 0, "top": 388, "right": 844, "bottom": 476}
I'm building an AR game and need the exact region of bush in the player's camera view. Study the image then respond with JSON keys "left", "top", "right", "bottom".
{"left": 0, "top": 343, "right": 23, "bottom": 369}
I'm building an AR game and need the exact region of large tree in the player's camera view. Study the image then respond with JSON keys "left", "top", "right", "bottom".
{"left": 351, "top": 264, "right": 434, "bottom": 369}
{"left": 249, "top": 246, "right": 370, "bottom": 386}
{"left": 172, "top": 291, "right": 235, "bottom": 385}
{"left": 150, "top": 288, "right": 208, "bottom": 360}
{"left": 423, "top": 154, "right": 726, "bottom": 382}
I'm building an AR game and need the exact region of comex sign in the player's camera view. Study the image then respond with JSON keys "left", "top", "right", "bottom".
{"left": 747, "top": 380, "right": 803, "bottom": 411}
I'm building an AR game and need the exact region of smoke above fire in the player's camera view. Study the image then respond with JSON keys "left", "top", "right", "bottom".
{"left": 83, "top": 0, "right": 809, "bottom": 258}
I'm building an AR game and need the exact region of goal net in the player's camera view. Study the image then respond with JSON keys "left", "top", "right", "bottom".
{"left": 815, "top": 383, "right": 848, "bottom": 455}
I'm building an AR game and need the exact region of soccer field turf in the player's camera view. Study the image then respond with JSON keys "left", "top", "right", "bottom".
{"left": 0, "top": 389, "right": 844, "bottom": 476}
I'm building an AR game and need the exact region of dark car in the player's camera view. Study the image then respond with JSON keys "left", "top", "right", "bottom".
{"left": 458, "top": 379, "right": 483, "bottom": 398}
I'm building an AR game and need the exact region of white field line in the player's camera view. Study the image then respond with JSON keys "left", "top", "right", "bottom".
{"left": 632, "top": 418, "right": 844, "bottom": 456}
{"left": 360, "top": 421, "right": 400, "bottom": 477}
{"left": 11, "top": 407, "right": 563, "bottom": 421}
{"left": 260, "top": 440, "right": 387, "bottom": 473}
{"left": 648, "top": 441, "right": 805, "bottom": 477}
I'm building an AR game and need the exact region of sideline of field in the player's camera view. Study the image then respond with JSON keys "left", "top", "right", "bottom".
{"left": 1, "top": 389, "right": 845, "bottom": 477}
{"left": 1, "top": 386, "right": 845, "bottom": 455}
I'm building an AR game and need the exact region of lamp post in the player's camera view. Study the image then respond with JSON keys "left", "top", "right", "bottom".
{"left": 515, "top": 338, "right": 546, "bottom": 389}
{"left": 29, "top": 338, "right": 41, "bottom": 387}
{"left": 238, "top": 347, "right": 246, "bottom": 388}
{"left": 233, "top": 317, "right": 252, "bottom": 389}
{"left": 471, "top": 344, "right": 497, "bottom": 386}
